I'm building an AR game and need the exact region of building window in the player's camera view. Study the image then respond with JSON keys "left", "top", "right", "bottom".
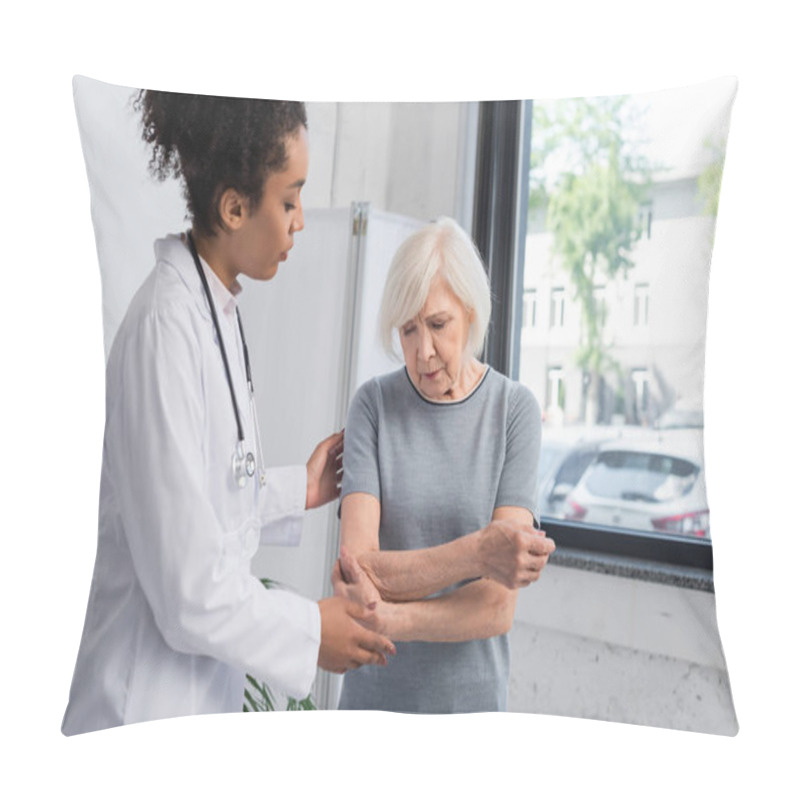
{"left": 639, "top": 202, "right": 653, "bottom": 239}
{"left": 631, "top": 368, "right": 651, "bottom": 424}
{"left": 593, "top": 285, "right": 607, "bottom": 326}
{"left": 634, "top": 283, "right": 649, "bottom": 326}
{"left": 522, "top": 288, "right": 537, "bottom": 328}
{"left": 549, "top": 287, "right": 565, "bottom": 328}
{"left": 546, "top": 366, "right": 565, "bottom": 421}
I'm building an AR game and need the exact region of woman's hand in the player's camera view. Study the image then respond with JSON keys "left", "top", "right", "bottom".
{"left": 476, "top": 519, "right": 556, "bottom": 589}
{"left": 333, "top": 547, "right": 380, "bottom": 607}
{"left": 305, "top": 430, "right": 344, "bottom": 510}
{"left": 331, "top": 547, "right": 397, "bottom": 637}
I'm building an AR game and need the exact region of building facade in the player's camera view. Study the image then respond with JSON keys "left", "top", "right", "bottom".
{"left": 518, "top": 174, "right": 715, "bottom": 429}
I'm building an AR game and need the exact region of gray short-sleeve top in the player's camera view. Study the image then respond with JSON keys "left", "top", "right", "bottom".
{"left": 338, "top": 366, "right": 541, "bottom": 713}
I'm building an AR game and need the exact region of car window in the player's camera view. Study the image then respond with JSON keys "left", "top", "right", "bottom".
{"left": 583, "top": 452, "right": 699, "bottom": 503}
{"left": 554, "top": 450, "right": 598, "bottom": 487}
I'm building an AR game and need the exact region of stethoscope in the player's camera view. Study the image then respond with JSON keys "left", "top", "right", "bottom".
{"left": 187, "top": 231, "right": 265, "bottom": 489}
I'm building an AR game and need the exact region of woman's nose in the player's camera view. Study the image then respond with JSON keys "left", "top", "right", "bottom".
{"left": 419, "top": 326, "right": 435, "bottom": 360}
{"left": 292, "top": 200, "right": 304, "bottom": 234}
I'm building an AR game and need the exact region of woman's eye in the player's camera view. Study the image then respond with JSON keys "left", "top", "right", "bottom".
{"left": 401, "top": 325, "right": 416, "bottom": 337}
{"left": 284, "top": 203, "right": 296, "bottom": 212}
{"left": 430, "top": 321, "right": 447, "bottom": 330}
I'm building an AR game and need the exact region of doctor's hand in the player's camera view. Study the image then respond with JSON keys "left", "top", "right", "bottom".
{"left": 306, "top": 430, "right": 344, "bottom": 510}
{"left": 317, "top": 596, "right": 396, "bottom": 674}
{"left": 476, "top": 520, "right": 556, "bottom": 589}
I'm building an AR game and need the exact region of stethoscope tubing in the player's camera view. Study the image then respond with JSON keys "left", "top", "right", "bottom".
{"left": 187, "top": 231, "right": 257, "bottom": 486}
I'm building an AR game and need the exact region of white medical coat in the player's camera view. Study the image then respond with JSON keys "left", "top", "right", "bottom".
{"left": 62, "top": 235, "right": 321, "bottom": 736}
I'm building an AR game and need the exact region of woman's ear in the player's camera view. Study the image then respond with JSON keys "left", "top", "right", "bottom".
{"left": 217, "top": 187, "right": 248, "bottom": 232}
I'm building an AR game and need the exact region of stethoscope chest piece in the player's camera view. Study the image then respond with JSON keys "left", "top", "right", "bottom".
{"left": 232, "top": 442, "right": 257, "bottom": 488}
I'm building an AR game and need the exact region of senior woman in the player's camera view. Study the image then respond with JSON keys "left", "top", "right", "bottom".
{"left": 335, "top": 216, "right": 555, "bottom": 713}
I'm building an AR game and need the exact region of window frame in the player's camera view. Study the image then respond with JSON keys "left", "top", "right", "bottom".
{"left": 471, "top": 99, "right": 714, "bottom": 576}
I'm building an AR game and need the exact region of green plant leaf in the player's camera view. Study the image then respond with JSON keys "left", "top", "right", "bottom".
{"left": 241, "top": 578, "right": 317, "bottom": 711}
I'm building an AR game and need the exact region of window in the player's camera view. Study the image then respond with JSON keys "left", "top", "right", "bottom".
{"left": 634, "top": 283, "right": 650, "bottom": 327}
{"left": 549, "top": 287, "right": 565, "bottom": 328}
{"left": 473, "top": 97, "right": 714, "bottom": 569}
{"left": 631, "top": 368, "right": 651, "bottom": 424}
{"left": 546, "top": 366, "right": 565, "bottom": 420}
{"left": 639, "top": 202, "right": 653, "bottom": 239}
{"left": 522, "top": 288, "right": 537, "bottom": 328}
{"left": 593, "top": 285, "right": 607, "bottom": 326}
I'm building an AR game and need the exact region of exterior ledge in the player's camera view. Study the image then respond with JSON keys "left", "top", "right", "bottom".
{"left": 549, "top": 547, "right": 716, "bottom": 592}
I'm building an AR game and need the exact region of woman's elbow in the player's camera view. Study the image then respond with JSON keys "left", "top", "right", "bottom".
{"left": 495, "top": 599, "right": 515, "bottom": 636}
{"left": 484, "top": 586, "right": 517, "bottom": 637}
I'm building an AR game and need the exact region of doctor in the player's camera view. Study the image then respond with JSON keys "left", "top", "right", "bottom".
{"left": 62, "top": 90, "right": 395, "bottom": 736}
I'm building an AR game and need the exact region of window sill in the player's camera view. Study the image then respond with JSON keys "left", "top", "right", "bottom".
{"left": 540, "top": 518, "right": 715, "bottom": 592}
{"left": 549, "top": 547, "right": 715, "bottom": 592}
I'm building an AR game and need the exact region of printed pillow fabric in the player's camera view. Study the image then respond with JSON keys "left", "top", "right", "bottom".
{"left": 66, "top": 75, "right": 737, "bottom": 735}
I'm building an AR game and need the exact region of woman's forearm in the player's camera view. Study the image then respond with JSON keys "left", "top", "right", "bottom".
{"left": 341, "top": 492, "right": 484, "bottom": 601}
{"left": 381, "top": 580, "right": 518, "bottom": 642}
{"left": 357, "top": 534, "right": 483, "bottom": 602}
{"left": 341, "top": 493, "right": 552, "bottom": 602}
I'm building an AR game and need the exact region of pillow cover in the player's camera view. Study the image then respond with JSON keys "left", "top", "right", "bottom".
{"left": 66, "top": 75, "right": 737, "bottom": 735}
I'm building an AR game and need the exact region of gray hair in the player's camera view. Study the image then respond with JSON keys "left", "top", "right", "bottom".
{"left": 378, "top": 217, "right": 491, "bottom": 359}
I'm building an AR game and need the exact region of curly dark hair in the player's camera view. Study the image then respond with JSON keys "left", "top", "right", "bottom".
{"left": 135, "top": 89, "right": 307, "bottom": 236}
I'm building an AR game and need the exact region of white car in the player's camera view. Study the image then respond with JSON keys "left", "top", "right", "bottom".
{"left": 538, "top": 430, "right": 612, "bottom": 520}
{"left": 563, "top": 429, "right": 710, "bottom": 539}
{"left": 536, "top": 425, "right": 642, "bottom": 520}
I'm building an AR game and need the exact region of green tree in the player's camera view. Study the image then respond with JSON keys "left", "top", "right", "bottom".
{"left": 530, "top": 96, "right": 652, "bottom": 423}
{"left": 697, "top": 136, "right": 727, "bottom": 217}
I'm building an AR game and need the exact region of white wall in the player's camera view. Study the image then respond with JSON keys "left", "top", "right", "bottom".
{"left": 72, "top": 80, "right": 476, "bottom": 357}
{"left": 304, "top": 100, "right": 475, "bottom": 224}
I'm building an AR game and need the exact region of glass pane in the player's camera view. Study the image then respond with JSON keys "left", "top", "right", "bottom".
{"left": 521, "top": 90, "right": 726, "bottom": 542}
